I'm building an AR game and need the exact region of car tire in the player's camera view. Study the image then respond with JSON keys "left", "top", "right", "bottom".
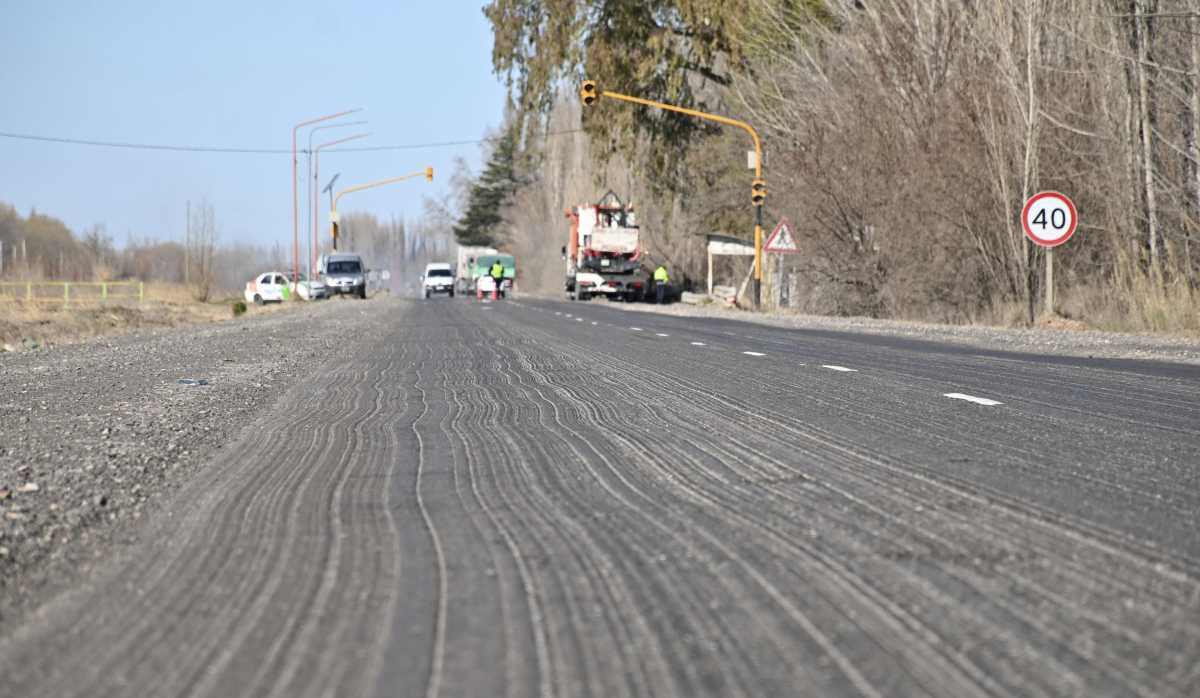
{"left": 358, "top": 286, "right": 367, "bottom": 300}
{"left": 424, "top": 289, "right": 431, "bottom": 299}
{"left": 253, "top": 294, "right": 263, "bottom": 306}
{"left": 449, "top": 290, "right": 455, "bottom": 298}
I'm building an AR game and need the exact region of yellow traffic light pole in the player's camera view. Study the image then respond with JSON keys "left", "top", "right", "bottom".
{"left": 580, "top": 81, "right": 767, "bottom": 308}
{"left": 330, "top": 167, "right": 434, "bottom": 250}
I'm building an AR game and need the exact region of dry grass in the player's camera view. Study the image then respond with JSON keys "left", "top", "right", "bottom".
{"left": 1059, "top": 277, "right": 1200, "bottom": 335}
{"left": 0, "top": 283, "right": 291, "bottom": 349}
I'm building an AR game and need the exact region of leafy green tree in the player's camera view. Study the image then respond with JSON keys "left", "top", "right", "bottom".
{"left": 453, "top": 130, "right": 522, "bottom": 246}
{"left": 484, "top": 0, "right": 748, "bottom": 172}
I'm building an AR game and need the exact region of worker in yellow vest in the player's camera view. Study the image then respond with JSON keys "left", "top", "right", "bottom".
{"left": 653, "top": 264, "right": 669, "bottom": 304}
{"left": 490, "top": 260, "right": 505, "bottom": 298}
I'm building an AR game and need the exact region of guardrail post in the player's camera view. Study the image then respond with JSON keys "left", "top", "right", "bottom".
{"left": 139, "top": 282, "right": 144, "bottom": 303}
{"left": 101, "top": 282, "right": 108, "bottom": 301}
{"left": 26, "top": 282, "right": 32, "bottom": 302}
{"left": 63, "top": 282, "right": 70, "bottom": 308}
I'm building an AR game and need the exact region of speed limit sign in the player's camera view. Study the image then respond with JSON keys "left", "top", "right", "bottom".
{"left": 1022, "top": 191, "right": 1077, "bottom": 248}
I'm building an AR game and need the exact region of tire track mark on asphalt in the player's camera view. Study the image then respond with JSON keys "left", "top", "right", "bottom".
{"left": 506, "top": 302, "right": 1200, "bottom": 698}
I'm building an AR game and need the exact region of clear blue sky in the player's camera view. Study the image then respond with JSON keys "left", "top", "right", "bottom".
{"left": 0, "top": 1, "right": 508, "bottom": 248}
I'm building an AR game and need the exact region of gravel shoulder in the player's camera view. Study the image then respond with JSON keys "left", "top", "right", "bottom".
{"left": 0, "top": 296, "right": 392, "bottom": 624}
{"left": 594, "top": 299, "right": 1200, "bottom": 364}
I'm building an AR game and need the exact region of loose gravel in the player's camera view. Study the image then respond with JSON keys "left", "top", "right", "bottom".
{"left": 609, "top": 301, "right": 1200, "bottom": 364}
{"left": 0, "top": 297, "right": 394, "bottom": 624}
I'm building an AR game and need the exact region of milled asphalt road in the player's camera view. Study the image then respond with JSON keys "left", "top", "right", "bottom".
{"left": 2, "top": 295, "right": 1198, "bottom": 697}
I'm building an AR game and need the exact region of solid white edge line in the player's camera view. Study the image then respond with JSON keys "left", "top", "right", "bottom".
{"left": 944, "top": 393, "right": 1003, "bottom": 406}
{"left": 821, "top": 365, "right": 858, "bottom": 372}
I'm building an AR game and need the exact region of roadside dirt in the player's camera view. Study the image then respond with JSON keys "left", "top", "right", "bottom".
{"left": 0, "top": 296, "right": 393, "bottom": 624}
{"left": 0, "top": 296, "right": 294, "bottom": 351}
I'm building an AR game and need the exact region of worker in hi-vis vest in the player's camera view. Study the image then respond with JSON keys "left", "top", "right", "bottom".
{"left": 653, "top": 264, "right": 669, "bottom": 304}
{"left": 490, "top": 260, "right": 505, "bottom": 296}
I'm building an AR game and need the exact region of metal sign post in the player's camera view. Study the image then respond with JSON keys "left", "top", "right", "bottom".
{"left": 1021, "top": 191, "right": 1078, "bottom": 316}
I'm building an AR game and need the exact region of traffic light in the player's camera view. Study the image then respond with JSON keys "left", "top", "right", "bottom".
{"left": 425, "top": 166, "right": 434, "bottom": 182}
{"left": 331, "top": 221, "right": 340, "bottom": 250}
{"left": 581, "top": 80, "right": 598, "bottom": 106}
{"left": 751, "top": 178, "right": 767, "bottom": 207}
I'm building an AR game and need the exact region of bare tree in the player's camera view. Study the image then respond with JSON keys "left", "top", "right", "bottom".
{"left": 188, "top": 200, "right": 218, "bottom": 302}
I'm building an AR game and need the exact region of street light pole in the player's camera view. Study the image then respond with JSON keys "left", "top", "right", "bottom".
{"left": 307, "top": 121, "right": 367, "bottom": 276}
{"left": 292, "top": 109, "right": 361, "bottom": 284}
{"left": 579, "top": 82, "right": 767, "bottom": 308}
{"left": 330, "top": 168, "right": 434, "bottom": 251}
{"left": 313, "top": 132, "right": 371, "bottom": 271}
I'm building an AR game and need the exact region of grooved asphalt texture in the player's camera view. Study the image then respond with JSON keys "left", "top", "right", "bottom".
{"left": 2, "top": 296, "right": 1198, "bottom": 697}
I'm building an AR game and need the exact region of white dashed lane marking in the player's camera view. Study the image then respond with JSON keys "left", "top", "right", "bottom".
{"left": 822, "top": 365, "right": 858, "bottom": 373}
{"left": 743, "top": 351, "right": 766, "bottom": 357}
{"left": 690, "top": 342, "right": 706, "bottom": 346}
{"left": 631, "top": 327, "right": 643, "bottom": 332}
{"left": 944, "top": 393, "right": 1003, "bottom": 406}
{"left": 656, "top": 333, "right": 670, "bottom": 337}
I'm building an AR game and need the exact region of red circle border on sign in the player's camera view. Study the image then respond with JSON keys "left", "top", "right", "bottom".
{"left": 1021, "top": 190, "right": 1078, "bottom": 248}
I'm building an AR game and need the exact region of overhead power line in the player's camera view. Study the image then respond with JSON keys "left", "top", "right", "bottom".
{"left": 0, "top": 129, "right": 585, "bottom": 155}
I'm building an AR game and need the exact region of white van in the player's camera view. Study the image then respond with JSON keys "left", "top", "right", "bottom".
{"left": 319, "top": 253, "right": 367, "bottom": 299}
{"left": 422, "top": 262, "right": 455, "bottom": 298}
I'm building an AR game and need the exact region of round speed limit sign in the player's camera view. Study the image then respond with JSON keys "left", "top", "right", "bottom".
{"left": 1022, "top": 191, "right": 1077, "bottom": 248}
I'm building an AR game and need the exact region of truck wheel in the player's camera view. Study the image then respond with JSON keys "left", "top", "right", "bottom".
{"left": 253, "top": 294, "right": 263, "bottom": 306}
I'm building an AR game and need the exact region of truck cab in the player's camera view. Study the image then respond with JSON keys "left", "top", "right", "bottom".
{"left": 565, "top": 191, "right": 643, "bottom": 301}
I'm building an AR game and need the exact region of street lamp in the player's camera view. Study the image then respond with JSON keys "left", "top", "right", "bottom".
{"left": 312, "top": 132, "right": 371, "bottom": 273}
{"left": 330, "top": 168, "right": 434, "bottom": 251}
{"left": 291, "top": 108, "right": 361, "bottom": 284}
{"left": 580, "top": 81, "right": 767, "bottom": 308}
{"left": 307, "top": 120, "right": 367, "bottom": 276}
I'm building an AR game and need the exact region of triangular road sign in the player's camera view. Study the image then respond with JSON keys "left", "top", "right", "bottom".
{"left": 764, "top": 218, "right": 799, "bottom": 253}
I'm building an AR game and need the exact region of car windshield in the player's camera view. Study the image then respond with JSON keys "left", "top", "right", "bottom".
{"left": 327, "top": 261, "right": 361, "bottom": 274}
{"left": 428, "top": 269, "right": 452, "bottom": 277}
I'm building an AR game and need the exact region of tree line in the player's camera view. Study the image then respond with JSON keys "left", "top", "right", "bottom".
{"left": 463, "top": 0, "right": 1199, "bottom": 330}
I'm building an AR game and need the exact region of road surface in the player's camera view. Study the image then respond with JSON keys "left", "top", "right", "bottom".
{"left": 3, "top": 296, "right": 1198, "bottom": 697}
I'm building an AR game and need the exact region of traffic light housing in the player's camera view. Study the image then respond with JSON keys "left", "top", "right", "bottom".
{"left": 331, "top": 220, "right": 340, "bottom": 250}
{"left": 751, "top": 178, "right": 767, "bottom": 207}
{"left": 425, "top": 166, "right": 434, "bottom": 182}
{"left": 581, "top": 80, "right": 598, "bottom": 106}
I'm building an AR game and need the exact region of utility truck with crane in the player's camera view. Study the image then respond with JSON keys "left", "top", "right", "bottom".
{"left": 563, "top": 191, "right": 645, "bottom": 302}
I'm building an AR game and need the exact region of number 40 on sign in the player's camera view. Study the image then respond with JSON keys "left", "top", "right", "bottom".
{"left": 1022, "top": 191, "right": 1077, "bottom": 248}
